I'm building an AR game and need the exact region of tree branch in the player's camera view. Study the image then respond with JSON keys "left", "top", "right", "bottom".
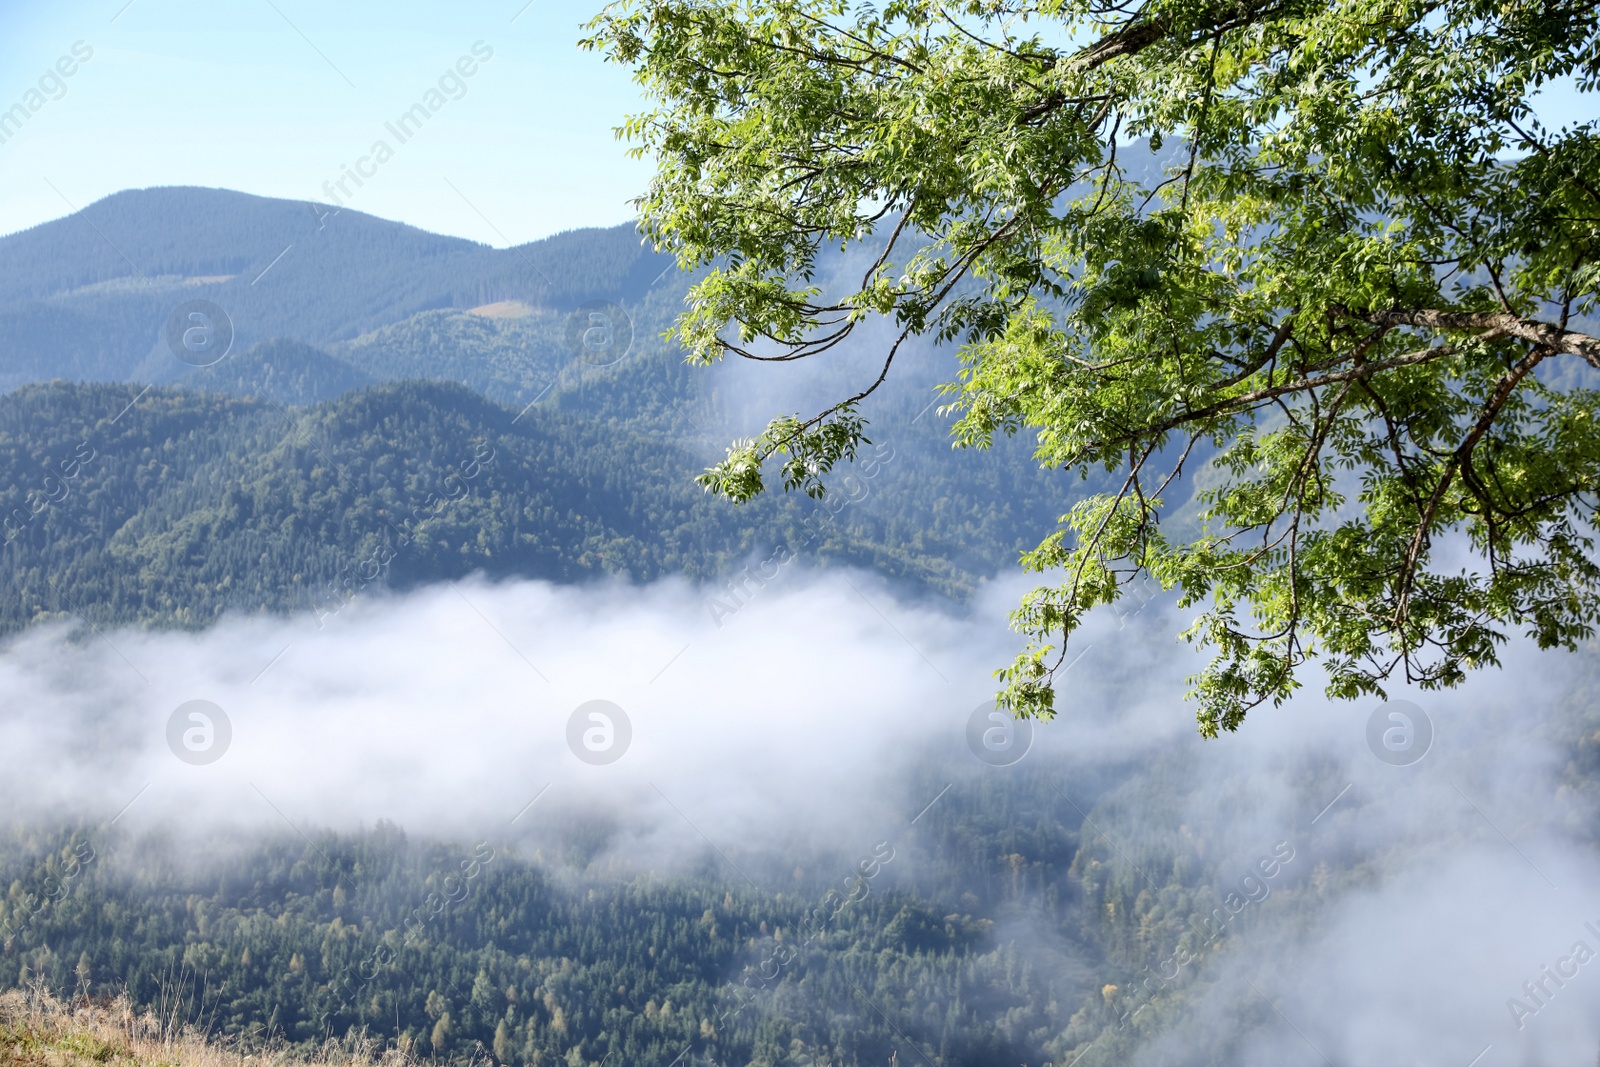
{"left": 1335, "top": 306, "right": 1600, "bottom": 369}
{"left": 1089, "top": 341, "right": 1467, "bottom": 455}
{"left": 1392, "top": 343, "right": 1554, "bottom": 628}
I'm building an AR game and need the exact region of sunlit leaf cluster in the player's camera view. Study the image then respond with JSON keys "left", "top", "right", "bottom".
{"left": 586, "top": 0, "right": 1600, "bottom": 731}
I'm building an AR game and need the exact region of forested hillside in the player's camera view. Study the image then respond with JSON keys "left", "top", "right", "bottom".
{"left": 0, "top": 188, "right": 670, "bottom": 391}
{"left": 0, "top": 187, "right": 1082, "bottom": 633}
{"left": 0, "top": 376, "right": 991, "bottom": 633}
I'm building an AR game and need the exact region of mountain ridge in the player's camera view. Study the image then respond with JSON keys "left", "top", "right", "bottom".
{"left": 0, "top": 186, "right": 673, "bottom": 392}
{"left": 0, "top": 184, "right": 1081, "bottom": 634}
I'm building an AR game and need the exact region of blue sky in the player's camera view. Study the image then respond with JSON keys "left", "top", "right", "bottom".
{"left": 0, "top": 0, "right": 652, "bottom": 245}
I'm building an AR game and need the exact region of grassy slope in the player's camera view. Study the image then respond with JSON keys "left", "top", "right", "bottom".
{"left": 0, "top": 989, "right": 414, "bottom": 1067}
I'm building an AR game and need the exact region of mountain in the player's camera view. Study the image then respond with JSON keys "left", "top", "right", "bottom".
{"left": 0, "top": 187, "right": 1082, "bottom": 633}
{"left": 0, "top": 377, "right": 961, "bottom": 634}
{"left": 0, "top": 187, "right": 672, "bottom": 391}
{"left": 196, "top": 338, "right": 375, "bottom": 405}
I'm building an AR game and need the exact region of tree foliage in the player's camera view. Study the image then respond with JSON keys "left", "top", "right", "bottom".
{"left": 586, "top": 0, "right": 1600, "bottom": 731}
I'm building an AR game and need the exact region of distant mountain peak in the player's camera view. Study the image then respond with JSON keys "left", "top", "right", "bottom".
{"left": 0, "top": 187, "right": 672, "bottom": 389}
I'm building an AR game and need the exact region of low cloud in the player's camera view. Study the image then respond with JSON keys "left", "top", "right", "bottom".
{"left": 2, "top": 569, "right": 1598, "bottom": 1063}
{"left": 3, "top": 569, "right": 1181, "bottom": 845}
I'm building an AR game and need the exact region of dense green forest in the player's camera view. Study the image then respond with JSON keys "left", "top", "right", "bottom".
{"left": 0, "top": 759, "right": 1315, "bottom": 1067}
{"left": 0, "top": 368, "right": 1060, "bottom": 633}
{"left": 6, "top": 651, "right": 1600, "bottom": 1067}
{"left": 0, "top": 376, "right": 798, "bottom": 630}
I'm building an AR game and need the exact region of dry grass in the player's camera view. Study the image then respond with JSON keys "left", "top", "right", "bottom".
{"left": 0, "top": 988, "right": 418, "bottom": 1067}
{"left": 464, "top": 301, "right": 535, "bottom": 319}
